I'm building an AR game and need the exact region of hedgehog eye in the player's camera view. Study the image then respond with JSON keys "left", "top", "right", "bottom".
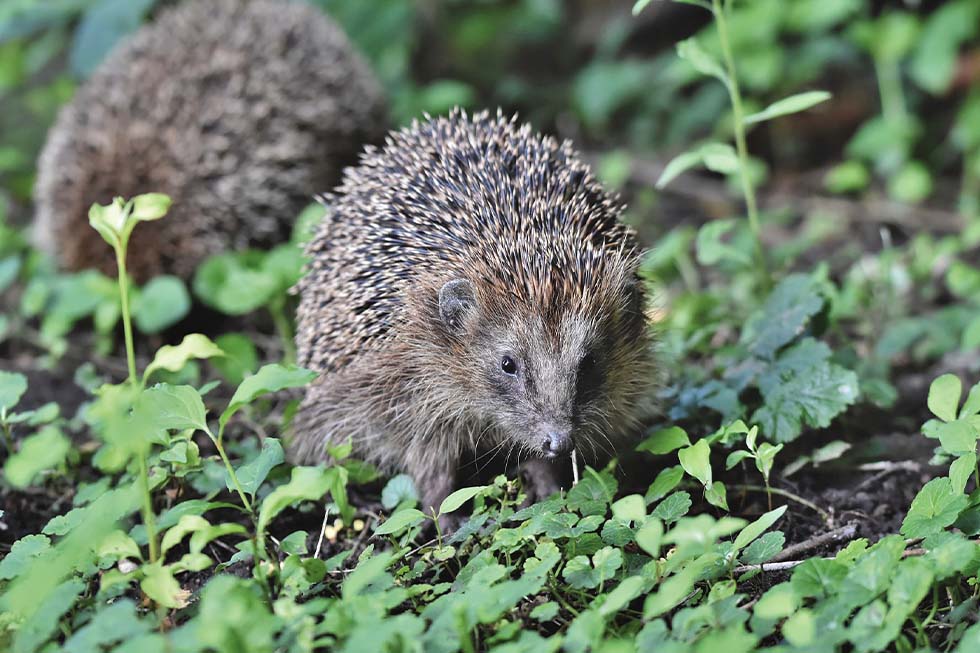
{"left": 576, "top": 353, "right": 602, "bottom": 402}
{"left": 500, "top": 355, "right": 518, "bottom": 376}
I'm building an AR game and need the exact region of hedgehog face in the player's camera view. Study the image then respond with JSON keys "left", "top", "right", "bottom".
{"left": 438, "top": 277, "right": 632, "bottom": 461}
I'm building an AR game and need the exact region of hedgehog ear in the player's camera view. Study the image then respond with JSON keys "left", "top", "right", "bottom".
{"left": 439, "top": 278, "right": 477, "bottom": 333}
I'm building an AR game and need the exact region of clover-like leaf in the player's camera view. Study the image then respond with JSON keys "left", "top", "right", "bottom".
{"left": 928, "top": 374, "right": 962, "bottom": 422}
{"left": 678, "top": 439, "right": 712, "bottom": 486}
{"left": 901, "top": 477, "right": 969, "bottom": 539}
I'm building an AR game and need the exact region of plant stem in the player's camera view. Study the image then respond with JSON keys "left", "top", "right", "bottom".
{"left": 732, "top": 484, "right": 831, "bottom": 523}
{"left": 874, "top": 59, "right": 906, "bottom": 125}
{"left": 114, "top": 244, "right": 138, "bottom": 386}
{"left": 712, "top": 0, "right": 768, "bottom": 284}
{"left": 268, "top": 298, "right": 296, "bottom": 364}
{"left": 214, "top": 426, "right": 253, "bottom": 512}
{"left": 114, "top": 237, "right": 160, "bottom": 563}
{"left": 138, "top": 454, "right": 159, "bottom": 563}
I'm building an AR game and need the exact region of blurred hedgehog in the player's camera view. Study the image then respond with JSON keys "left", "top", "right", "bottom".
{"left": 290, "top": 110, "right": 655, "bottom": 515}
{"left": 34, "top": 0, "right": 387, "bottom": 281}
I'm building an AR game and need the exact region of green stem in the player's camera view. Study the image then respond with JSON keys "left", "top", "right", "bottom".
{"left": 712, "top": 0, "right": 768, "bottom": 284}
{"left": 268, "top": 298, "right": 296, "bottom": 364}
{"left": 1, "top": 415, "right": 12, "bottom": 453}
{"left": 214, "top": 426, "right": 253, "bottom": 512}
{"left": 114, "top": 237, "right": 159, "bottom": 564}
{"left": 138, "top": 454, "right": 159, "bottom": 563}
{"left": 114, "top": 243, "right": 138, "bottom": 386}
{"left": 731, "top": 484, "right": 831, "bottom": 523}
{"left": 874, "top": 58, "right": 906, "bottom": 126}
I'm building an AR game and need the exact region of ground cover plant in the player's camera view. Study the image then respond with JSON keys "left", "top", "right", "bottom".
{"left": 2, "top": 0, "right": 980, "bottom": 651}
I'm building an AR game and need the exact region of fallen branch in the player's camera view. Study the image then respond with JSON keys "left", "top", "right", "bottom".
{"left": 769, "top": 523, "right": 858, "bottom": 563}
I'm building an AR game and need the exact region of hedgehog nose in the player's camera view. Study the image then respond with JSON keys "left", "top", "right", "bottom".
{"left": 543, "top": 430, "right": 573, "bottom": 458}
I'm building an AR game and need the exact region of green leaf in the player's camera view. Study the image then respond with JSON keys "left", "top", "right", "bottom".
{"left": 375, "top": 508, "right": 427, "bottom": 536}
{"left": 934, "top": 420, "right": 977, "bottom": 456}
{"left": 656, "top": 150, "right": 703, "bottom": 189}
{"left": 677, "top": 37, "right": 726, "bottom": 82}
{"left": 0, "top": 534, "right": 50, "bottom": 580}
{"left": 960, "top": 382, "right": 980, "bottom": 418}
{"left": 161, "top": 515, "right": 210, "bottom": 555}
{"left": 212, "top": 333, "right": 259, "bottom": 385}
{"left": 824, "top": 160, "right": 871, "bottom": 193}
{"left": 901, "top": 477, "right": 969, "bottom": 539}
{"left": 562, "top": 547, "right": 622, "bottom": 590}
{"left": 651, "top": 491, "right": 692, "bottom": 523}
{"left": 704, "top": 481, "right": 728, "bottom": 511}
{"left": 143, "top": 334, "right": 224, "bottom": 383}
{"left": 637, "top": 426, "right": 691, "bottom": 455}
{"left": 888, "top": 160, "right": 933, "bottom": 204}
{"left": 734, "top": 505, "right": 787, "bottom": 550}
{"left": 696, "top": 219, "right": 752, "bottom": 267}
{"left": 140, "top": 562, "right": 188, "bottom": 609}
{"left": 700, "top": 143, "right": 739, "bottom": 174}
{"left": 678, "top": 439, "right": 712, "bottom": 486}
{"left": 193, "top": 251, "right": 280, "bottom": 315}
{"left": 566, "top": 470, "right": 617, "bottom": 516}
{"left": 645, "top": 465, "right": 684, "bottom": 503}
{"left": 231, "top": 438, "right": 284, "bottom": 496}
{"left": 381, "top": 474, "right": 418, "bottom": 510}
{"left": 752, "top": 350, "right": 859, "bottom": 443}
{"left": 928, "top": 374, "right": 962, "bottom": 422}
{"left": 130, "top": 193, "right": 171, "bottom": 221}
{"left": 0, "top": 370, "right": 27, "bottom": 411}
{"left": 257, "top": 466, "right": 336, "bottom": 535}
{"left": 950, "top": 453, "right": 976, "bottom": 495}
{"left": 438, "top": 485, "right": 487, "bottom": 515}
{"left": 755, "top": 582, "right": 800, "bottom": 619}
{"left": 744, "top": 91, "right": 831, "bottom": 125}
{"left": 70, "top": 0, "right": 155, "bottom": 78}
{"left": 4, "top": 425, "right": 71, "bottom": 488}
{"left": 0, "top": 256, "right": 21, "bottom": 294}
{"left": 87, "top": 198, "right": 127, "bottom": 244}
{"left": 133, "top": 276, "right": 190, "bottom": 334}
{"left": 725, "top": 450, "right": 753, "bottom": 469}
{"left": 657, "top": 142, "right": 738, "bottom": 189}
{"left": 635, "top": 518, "right": 664, "bottom": 557}
{"left": 611, "top": 494, "right": 646, "bottom": 523}
{"left": 220, "top": 364, "right": 317, "bottom": 432}
{"left": 741, "top": 530, "right": 785, "bottom": 565}
{"left": 11, "top": 579, "right": 84, "bottom": 653}
{"left": 755, "top": 442, "right": 783, "bottom": 480}
{"left": 782, "top": 609, "right": 817, "bottom": 647}
{"left": 135, "top": 384, "right": 208, "bottom": 434}
{"left": 741, "top": 274, "right": 824, "bottom": 359}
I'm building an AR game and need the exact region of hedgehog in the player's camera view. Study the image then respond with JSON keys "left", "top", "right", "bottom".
{"left": 290, "top": 110, "right": 655, "bottom": 515}
{"left": 34, "top": 0, "right": 386, "bottom": 282}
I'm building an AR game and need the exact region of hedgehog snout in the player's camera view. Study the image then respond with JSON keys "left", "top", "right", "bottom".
{"left": 539, "top": 426, "right": 573, "bottom": 458}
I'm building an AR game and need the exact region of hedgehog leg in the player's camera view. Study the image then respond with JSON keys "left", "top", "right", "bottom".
{"left": 409, "top": 456, "right": 458, "bottom": 520}
{"left": 520, "top": 458, "right": 567, "bottom": 504}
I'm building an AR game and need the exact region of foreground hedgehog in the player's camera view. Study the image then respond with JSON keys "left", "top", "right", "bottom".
{"left": 35, "top": 0, "right": 386, "bottom": 281}
{"left": 291, "top": 110, "right": 655, "bottom": 514}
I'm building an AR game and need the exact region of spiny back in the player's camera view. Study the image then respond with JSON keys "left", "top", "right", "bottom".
{"left": 297, "top": 109, "right": 639, "bottom": 373}
{"left": 35, "top": 0, "right": 386, "bottom": 281}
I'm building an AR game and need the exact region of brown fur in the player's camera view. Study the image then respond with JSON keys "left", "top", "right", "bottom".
{"left": 34, "top": 0, "right": 386, "bottom": 282}
{"left": 291, "top": 110, "right": 655, "bottom": 513}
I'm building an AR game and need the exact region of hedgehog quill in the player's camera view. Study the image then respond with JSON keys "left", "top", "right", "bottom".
{"left": 35, "top": 0, "right": 385, "bottom": 282}
{"left": 291, "top": 110, "right": 655, "bottom": 517}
